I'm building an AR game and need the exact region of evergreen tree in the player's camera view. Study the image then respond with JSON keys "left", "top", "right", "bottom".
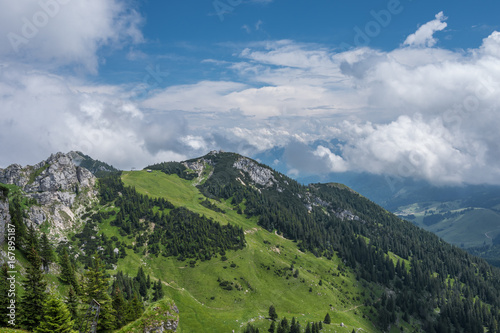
{"left": 277, "top": 317, "right": 289, "bottom": 333}
{"left": 9, "top": 196, "right": 27, "bottom": 249}
{"left": 268, "top": 320, "right": 276, "bottom": 333}
{"left": 82, "top": 255, "right": 115, "bottom": 332}
{"left": 25, "top": 224, "right": 39, "bottom": 256}
{"left": 40, "top": 233, "right": 55, "bottom": 272}
{"left": 0, "top": 263, "right": 13, "bottom": 327}
{"left": 111, "top": 287, "right": 127, "bottom": 329}
{"left": 66, "top": 286, "right": 79, "bottom": 329}
{"left": 33, "top": 294, "right": 75, "bottom": 333}
{"left": 323, "top": 313, "right": 331, "bottom": 324}
{"left": 243, "top": 323, "right": 260, "bottom": 333}
{"left": 305, "top": 322, "right": 312, "bottom": 333}
{"left": 290, "top": 317, "right": 301, "bottom": 333}
{"left": 153, "top": 279, "right": 164, "bottom": 302}
{"left": 19, "top": 247, "right": 47, "bottom": 331}
{"left": 269, "top": 305, "right": 278, "bottom": 321}
{"left": 135, "top": 266, "right": 147, "bottom": 298}
{"left": 59, "top": 247, "right": 80, "bottom": 294}
{"left": 128, "top": 294, "right": 143, "bottom": 321}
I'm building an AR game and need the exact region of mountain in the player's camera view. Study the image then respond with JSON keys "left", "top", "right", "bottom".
{"left": 313, "top": 172, "right": 500, "bottom": 266}
{"left": 0, "top": 152, "right": 97, "bottom": 245}
{"left": 2, "top": 151, "right": 500, "bottom": 332}
{"left": 254, "top": 146, "right": 500, "bottom": 263}
{"left": 67, "top": 151, "right": 119, "bottom": 177}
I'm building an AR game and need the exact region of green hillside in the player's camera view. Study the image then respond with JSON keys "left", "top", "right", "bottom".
{"left": 396, "top": 200, "right": 500, "bottom": 255}
{"left": 121, "top": 170, "right": 384, "bottom": 332}
{"left": 4, "top": 151, "right": 500, "bottom": 333}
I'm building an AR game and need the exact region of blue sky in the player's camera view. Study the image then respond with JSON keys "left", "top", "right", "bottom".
{"left": 1, "top": 0, "right": 500, "bottom": 186}
{"left": 100, "top": 0, "right": 500, "bottom": 86}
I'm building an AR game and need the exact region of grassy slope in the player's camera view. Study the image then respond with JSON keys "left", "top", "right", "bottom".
{"left": 397, "top": 201, "right": 500, "bottom": 248}
{"left": 119, "top": 171, "right": 400, "bottom": 333}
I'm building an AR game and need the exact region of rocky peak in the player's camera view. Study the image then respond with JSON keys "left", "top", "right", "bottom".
{"left": 24, "top": 152, "right": 95, "bottom": 194}
{"left": 0, "top": 164, "right": 30, "bottom": 188}
{"left": 0, "top": 152, "right": 98, "bottom": 240}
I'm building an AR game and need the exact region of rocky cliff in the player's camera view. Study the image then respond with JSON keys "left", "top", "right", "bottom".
{"left": 233, "top": 157, "right": 277, "bottom": 187}
{"left": 0, "top": 152, "right": 98, "bottom": 241}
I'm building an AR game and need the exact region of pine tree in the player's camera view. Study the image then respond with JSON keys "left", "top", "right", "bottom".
{"left": 40, "top": 233, "right": 55, "bottom": 272}
{"left": 323, "top": 313, "right": 331, "bottom": 324}
{"left": 82, "top": 255, "right": 115, "bottom": 332}
{"left": 33, "top": 294, "right": 75, "bottom": 333}
{"left": 0, "top": 263, "right": 13, "bottom": 327}
{"left": 112, "top": 286, "right": 127, "bottom": 329}
{"left": 19, "top": 247, "right": 47, "bottom": 331}
{"left": 135, "top": 266, "right": 147, "bottom": 297}
{"left": 268, "top": 320, "right": 276, "bottom": 333}
{"left": 9, "top": 196, "right": 27, "bottom": 249}
{"left": 153, "top": 279, "right": 164, "bottom": 302}
{"left": 66, "top": 286, "right": 79, "bottom": 329}
{"left": 60, "top": 247, "right": 79, "bottom": 293}
{"left": 305, "top": 322, "right": 312, "bottom": 333}
{"left": 128, "top": 294, "right": 143, "bottom": 321}
{"left": 269, "top": 305, "right": 278, "bottom": 321}
{"left": 279, "top": 317, "right": 289, "bottom": 332}
{"left": 25, "top": 224, "right": 39, "bottom": 256}
{"left": 291, "top": 317, "right": 301, "bottom": 333}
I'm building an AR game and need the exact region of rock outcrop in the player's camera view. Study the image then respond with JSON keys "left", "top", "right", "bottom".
{"left": 0, "top": 152, "right": 98, "bottom": 241}
{"left": 233, "top": 157, "right": 276, "bottom": 187}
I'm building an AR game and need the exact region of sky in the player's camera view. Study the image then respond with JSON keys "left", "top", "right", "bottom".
{"left": 1, "top": 0, "right": 500, "bottom": 186}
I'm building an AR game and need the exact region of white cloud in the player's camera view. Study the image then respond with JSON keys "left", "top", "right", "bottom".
{"left": 313, "top": 146, "right": 348, "bottom": 173}
{"left": 403, "top": 12, "right": 447, "bottom": 48}
{"left": 2, "top": 7, "right": 500, "bottom": 186}
{"left": 0, "top": 0, "right": 143, "bottom": 73}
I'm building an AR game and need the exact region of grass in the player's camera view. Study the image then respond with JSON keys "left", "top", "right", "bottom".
{"left": 28, "top": 163, "right": 49, "bottom": 184}
{"left": 404, "top": 201, "right": 500, "bottom": 248}
{"left": 118, "top": 171, "right": 386, "bottom": 332}
{"left": 116, "top": 298, "right": 180, "bottom": 333}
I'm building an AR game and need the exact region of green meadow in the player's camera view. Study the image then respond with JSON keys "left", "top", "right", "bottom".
{"left": 117, "top": 170, "right": 409, "bottom": 332}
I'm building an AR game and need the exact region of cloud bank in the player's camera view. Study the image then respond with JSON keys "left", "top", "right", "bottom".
{"left": 1, "top": 8, "right": 500, "bottom": 186}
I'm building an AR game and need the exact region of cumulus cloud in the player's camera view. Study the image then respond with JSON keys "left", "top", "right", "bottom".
{"left": 313, "top": 146, "right": 348, "bottom": 173}
{"left": 0, "top": 0, "right": 143, "bottom": 73}
{"left": 2, "top": 6, "right": 500, "bottom": 186}
{"left": 141, "top": 27, "right": 500, "bottom": 185}
{"left": 0, "top": 65, "right": 190, "bottom": 169}
{"left": 403, "top": 11, "right": 447, "bottom": 47}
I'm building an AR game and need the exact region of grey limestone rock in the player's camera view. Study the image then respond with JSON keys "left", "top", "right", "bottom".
{"left": 0, "top": 152, "right": 98, "bottom": 241}
{"left": 233, "top": 157, "right": 276, "bottom": 187}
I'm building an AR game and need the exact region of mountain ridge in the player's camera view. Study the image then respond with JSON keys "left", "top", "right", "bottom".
{"left": 3, "top": 150, "right": 500, "bottom": 332}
